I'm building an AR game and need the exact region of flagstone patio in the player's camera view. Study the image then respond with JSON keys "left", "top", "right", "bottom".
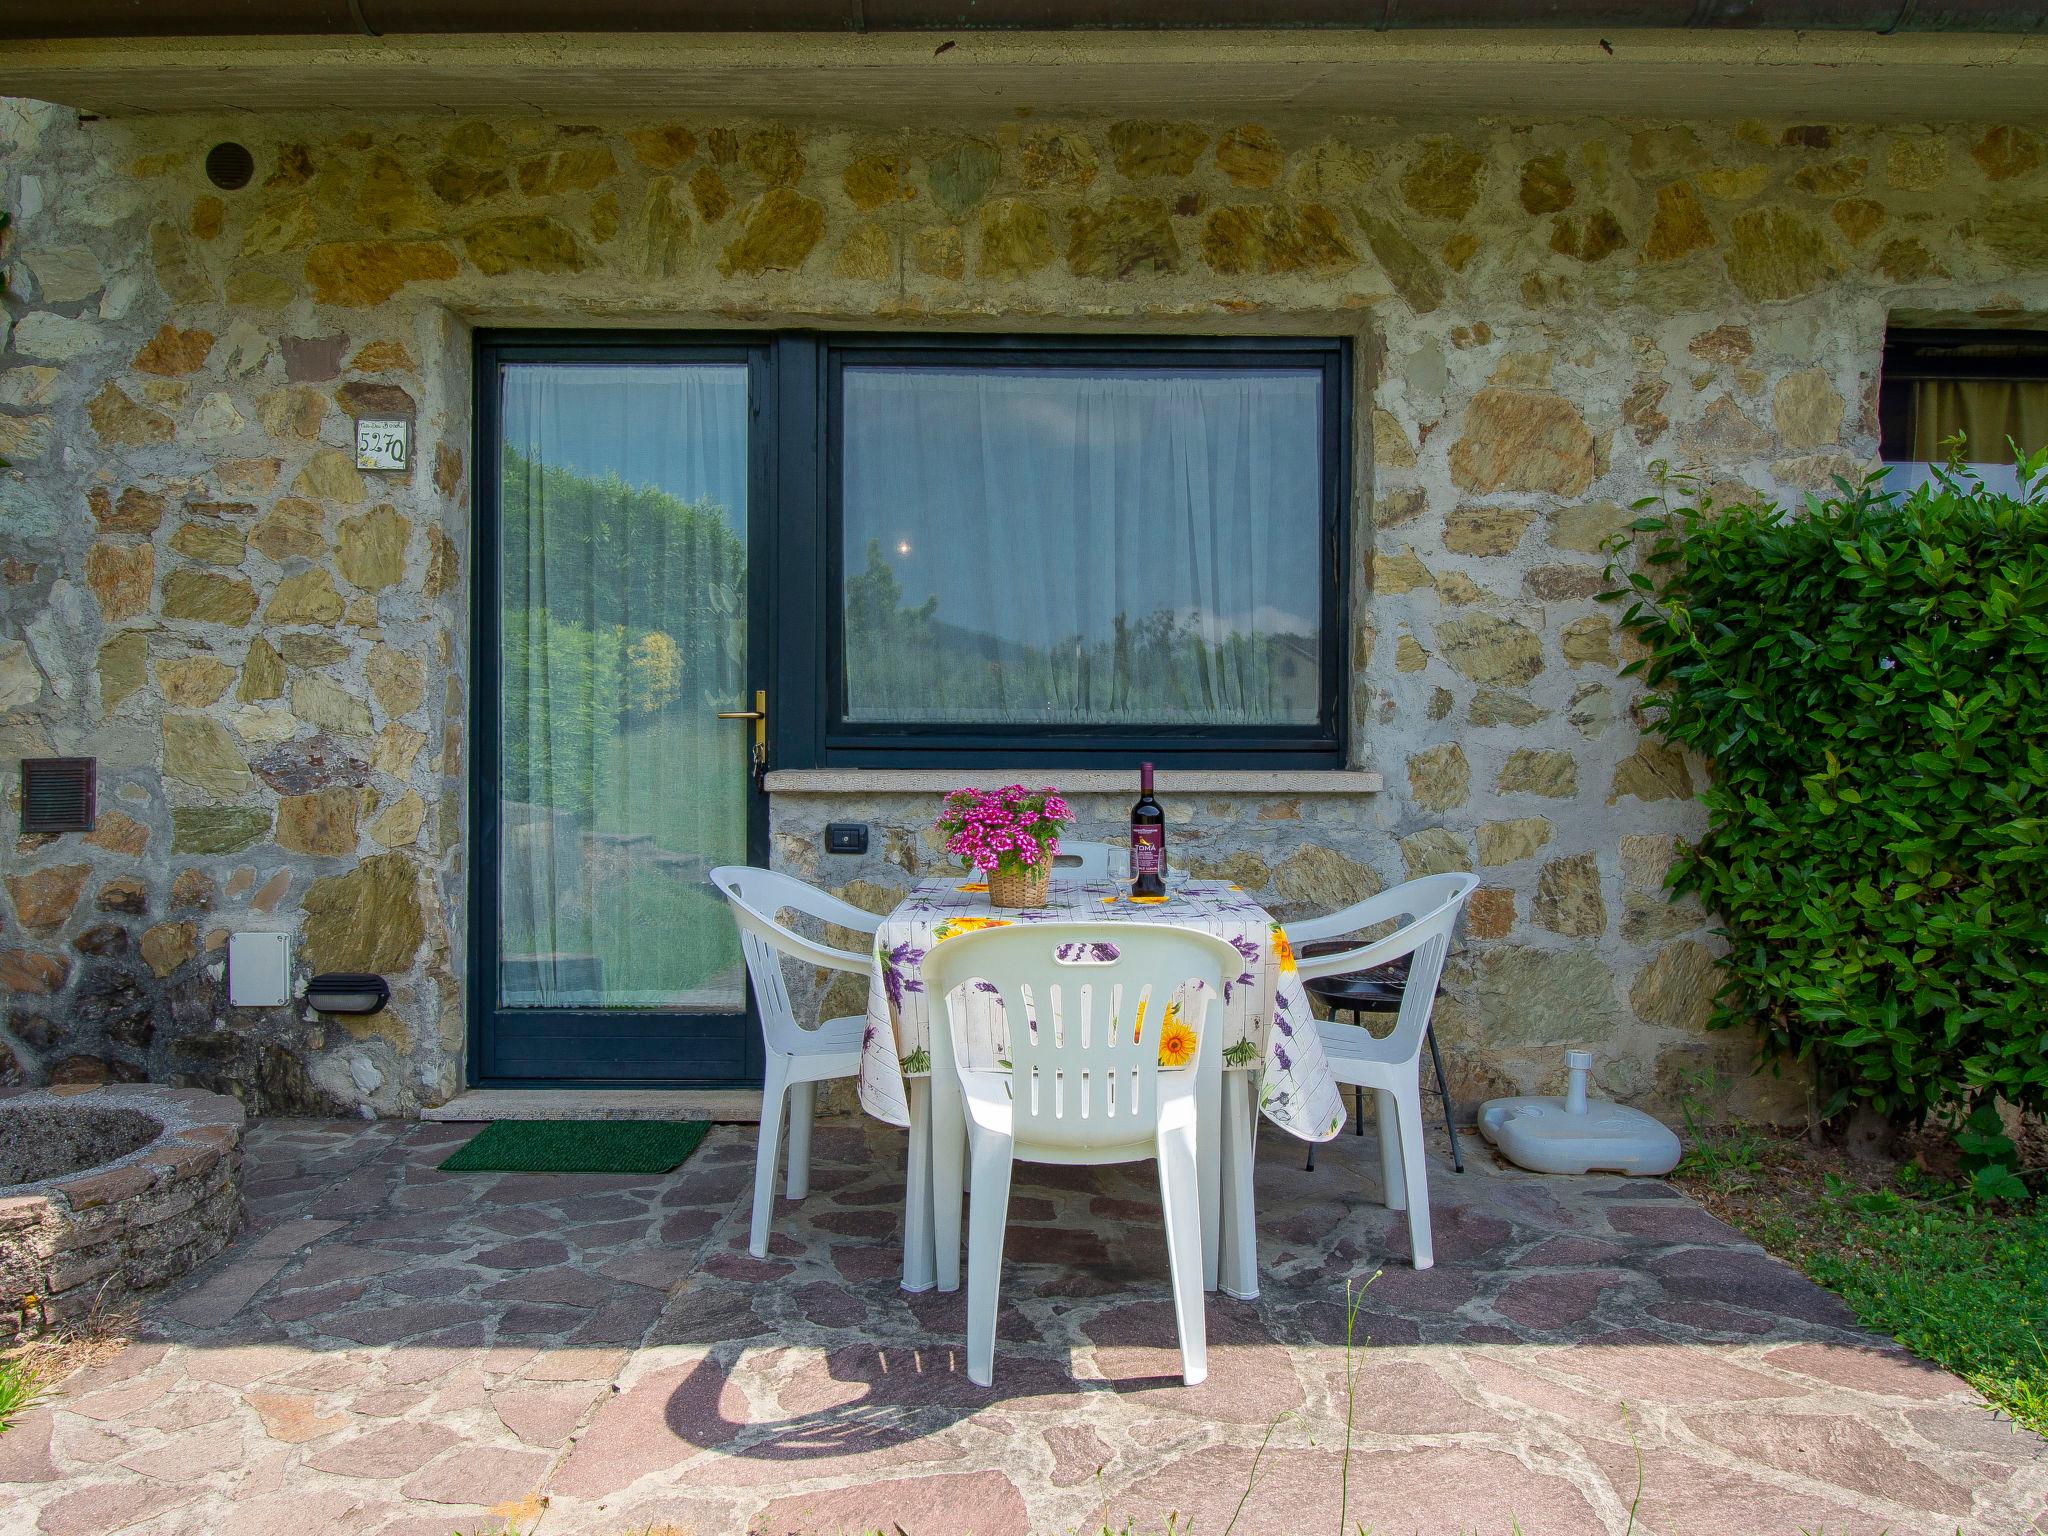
{"left": 2, "top": 1114, "right": 2044, "bottom": 1536}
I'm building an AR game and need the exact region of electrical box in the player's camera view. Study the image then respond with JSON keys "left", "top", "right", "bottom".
{"left": 228, "top": 931, "right": 291, "bottom": 1008}
{"left": 826, "top": 822, "right": 869, "bottom": 854}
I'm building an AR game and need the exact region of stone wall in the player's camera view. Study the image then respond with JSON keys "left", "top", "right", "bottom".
{"left": 1, "top": 94, "right": 2043, "bottom": 1118}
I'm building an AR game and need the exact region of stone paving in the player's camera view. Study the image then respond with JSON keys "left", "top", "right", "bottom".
{"left": 1, "top": 1114, "right": 2044, "bottom": 1536}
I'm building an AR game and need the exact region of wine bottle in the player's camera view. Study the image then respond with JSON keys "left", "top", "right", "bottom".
{"left": 1130, "top": 761, "right": 1166, "bottom": 898}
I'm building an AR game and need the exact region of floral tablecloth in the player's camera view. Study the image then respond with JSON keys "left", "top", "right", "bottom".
{"left": 860, "top": 876, "right": 1345, "bottom": 1142}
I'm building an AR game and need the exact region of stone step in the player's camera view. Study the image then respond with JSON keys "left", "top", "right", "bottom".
{"left": 421, "top": 1088, "right": 767, "bottom": 1123}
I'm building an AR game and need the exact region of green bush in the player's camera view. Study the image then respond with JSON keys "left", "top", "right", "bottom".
{"left": 1603, "top": 453, "right": 2048, "bottom": 1126}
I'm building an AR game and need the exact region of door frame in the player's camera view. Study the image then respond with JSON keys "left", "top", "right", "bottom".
{"left": 468, "top": 329, "right": 776, "bottom": 1088}
{"left": 467, "top": 326, "right": 1354, "bottom": 1085}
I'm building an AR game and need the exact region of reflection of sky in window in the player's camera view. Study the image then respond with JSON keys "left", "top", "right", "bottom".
{"left": 499, "top": 364, "right": 749, "bottom": 529}
{"left": 843, "top": 366, "right": 1324, "bottom": 649}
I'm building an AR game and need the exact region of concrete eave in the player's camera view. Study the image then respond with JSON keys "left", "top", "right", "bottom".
{"left": 4, "top": 28, "right": 2048, "bottom": 123}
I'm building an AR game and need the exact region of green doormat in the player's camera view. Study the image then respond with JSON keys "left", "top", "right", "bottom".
{"left": 438, "top": 1119, "right": 710, "bottom": 1174}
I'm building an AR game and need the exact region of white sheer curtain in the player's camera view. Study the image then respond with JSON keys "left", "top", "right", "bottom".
{"left": 840, "top": 366, "right": 1325, "bottom": 726}
{"left": 497, "top": 363, "right": 749, "bottom": 1011}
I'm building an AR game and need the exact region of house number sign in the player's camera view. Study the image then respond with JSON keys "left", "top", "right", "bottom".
{"left": 354, "top": 417, "right": 412, "bottom": 471}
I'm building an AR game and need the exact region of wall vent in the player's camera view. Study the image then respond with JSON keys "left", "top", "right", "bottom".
{"left": 20, "top": 758, "right": 96, "bottom": 834}
{"left": 205, "top": 141, "right": 254, "bottom": 191}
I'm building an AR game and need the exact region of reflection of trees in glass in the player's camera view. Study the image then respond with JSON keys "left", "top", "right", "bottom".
{"left": 842, "top": 538, "right": 1318, "bottom": 725}
{"left": 628, "top": 631, "right": 684, "bottom": 714}
{"left": 501, "top": 448, "right": 746, "bottom": 821}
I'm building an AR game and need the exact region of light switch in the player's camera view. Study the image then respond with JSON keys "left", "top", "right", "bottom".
{"left": 228, "top": 931, "right": 291, "bottom": 1008}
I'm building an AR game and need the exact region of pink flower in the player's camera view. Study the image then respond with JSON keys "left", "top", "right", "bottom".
{"left": 935, "top": 783, "right": 1070, "bottom": 876}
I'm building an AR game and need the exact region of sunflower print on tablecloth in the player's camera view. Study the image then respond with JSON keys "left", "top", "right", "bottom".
{"left": 1269, "top": 922, "right": 1297, "bottom": 973}
{"left": 1128, "top": 997, "right": 1201, "bottom": 1067}
{"left": 933, "top": 915, "right": 1013, "bottom": 943}
{"left": 1155, "top": 1002, "right": 1199, "bottom": 1068}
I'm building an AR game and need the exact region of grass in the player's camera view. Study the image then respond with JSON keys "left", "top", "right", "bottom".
{"left": 0, "top": 1354, "right": 39, "bottom": 1433}
{"left": 1793, "top": 1187, "right": 2048, "bottom": 1433}
{"left": 1672, "top": 1090, "right": 2048, "bottom": 1438}
{"left": 1, "top": 1284, "right": 141, "bottom": 1433}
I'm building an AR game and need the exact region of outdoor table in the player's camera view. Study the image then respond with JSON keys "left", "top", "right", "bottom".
{"left": 860, "top": 874, "right": 1346, "bottom": 1299}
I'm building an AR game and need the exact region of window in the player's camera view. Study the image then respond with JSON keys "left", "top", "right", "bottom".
{"left": 494, "top": 360, "right": 751, "bottom": 1014}
{"left": 820, "top": 338, "right": 1349, "bottom": 765}
{"left": 1880, "top": 327, "right": 2048, "bottom": 496}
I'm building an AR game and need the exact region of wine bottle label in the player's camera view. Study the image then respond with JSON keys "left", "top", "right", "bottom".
{"left": 1131, "top": 826, "right": 1164, "bottom": 873}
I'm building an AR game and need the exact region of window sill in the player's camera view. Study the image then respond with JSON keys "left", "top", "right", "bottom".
{"left": 762, "top": 768, "right": 1383, "bottom": 795}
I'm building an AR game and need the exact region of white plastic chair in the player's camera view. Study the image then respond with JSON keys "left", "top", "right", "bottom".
{"left": 1292, "top": 872, "right": 1478, "bottom": 1271}
{"left": 1050, "top": 840, "right": 1115, "bottom": 880}
{"left": 923, "top": 922, "right": 1239, "bottom": 1388}
{"left": 710, "top": 866, "right": 881, "bottom": 1258}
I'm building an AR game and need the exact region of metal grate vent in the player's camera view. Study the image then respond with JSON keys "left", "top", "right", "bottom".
{"left": 205, "top": 141, "right": 255, "bottom": 191}
{"left": 21, "top": 758, "right": 96, "bottom": 834}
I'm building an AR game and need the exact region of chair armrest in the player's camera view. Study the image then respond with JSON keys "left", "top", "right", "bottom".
{"left": 1287, "top": 885, "right": 1420, "bottom": 945}
{"left": 727, "top": 900, "right": 876, "bottom": 977}
{"left": 775, "top": 927, "right": 877, "bottom": 977}
{"left": 811, "top": 939, "right": 878, "bottom": 977}
{"left": 1284, "top": 911, "right": 1347, "bottom": 945}
{"left": 804, "top": 891, "right": 885, "bottom": 936}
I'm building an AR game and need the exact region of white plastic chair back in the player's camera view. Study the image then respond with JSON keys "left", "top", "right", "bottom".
{"left": 1287, "top": 872, "right": 1476, "bottom": 948}
{"left": 710, "top": 866, "right": 878, "bottom": 1059}
{"left": 1293, "top": 872, "right": 1477, "bottom": 1065}
{"left": 1051, "top": 841, "right": 1115, "bottom": 880}
{"left": 924, "top": 922, "right": 1234, "bottom": 1158}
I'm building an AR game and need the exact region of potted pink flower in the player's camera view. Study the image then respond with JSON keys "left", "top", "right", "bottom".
{"left": 936, "top": 784, "right": 1072, "bottom": 909}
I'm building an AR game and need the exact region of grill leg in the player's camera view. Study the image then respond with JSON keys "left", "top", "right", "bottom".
{"left": 1349, "top": 1010, "right": 1368, "bottom": 1138}
{"left": 1425, "top": 1024, "right": 1462, "bottom": 1173}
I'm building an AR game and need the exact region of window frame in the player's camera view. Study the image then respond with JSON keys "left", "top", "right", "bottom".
{"left": 778, "top": 331, "right": 1352, "bottom": 770}
{"left": 1879, "top": 326, "right": 2048, "bottom": 463}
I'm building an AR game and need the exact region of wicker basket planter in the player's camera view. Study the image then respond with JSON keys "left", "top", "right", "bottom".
{"left": 987, "top": 860, "right": 1052, "bottom": 909}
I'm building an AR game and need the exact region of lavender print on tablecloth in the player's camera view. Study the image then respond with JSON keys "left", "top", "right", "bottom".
{"left": 878, "top": 939, "right": 925, "bottom": 1014}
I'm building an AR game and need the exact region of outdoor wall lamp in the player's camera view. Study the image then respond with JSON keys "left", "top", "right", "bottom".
{"left": 305, "top": 973, "right": 392, "bottom": 1015}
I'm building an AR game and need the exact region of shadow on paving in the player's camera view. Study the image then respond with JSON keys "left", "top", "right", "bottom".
{"left": 3, "top": 1115, "right": 2044, "bottom": 1536}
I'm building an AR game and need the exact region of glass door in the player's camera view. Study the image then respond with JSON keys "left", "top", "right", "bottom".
{"left": 474, "top": 338, "right": 767, "bottom": 1084}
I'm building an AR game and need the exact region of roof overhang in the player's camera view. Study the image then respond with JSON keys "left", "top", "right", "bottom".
{"left": 4, "top": 28, "right": 2047, "bottom": 122}
{"left": 7, "top": 0, "right": 2048, "bottom": 34}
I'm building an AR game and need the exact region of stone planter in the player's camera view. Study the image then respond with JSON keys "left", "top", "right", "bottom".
{"left": 0, "top": 1084, "right": 244, "bottom": 1332}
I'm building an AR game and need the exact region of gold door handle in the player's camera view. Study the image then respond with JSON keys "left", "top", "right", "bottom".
{"left": 718, "top": 690, "right": 769, "bottom": 780}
